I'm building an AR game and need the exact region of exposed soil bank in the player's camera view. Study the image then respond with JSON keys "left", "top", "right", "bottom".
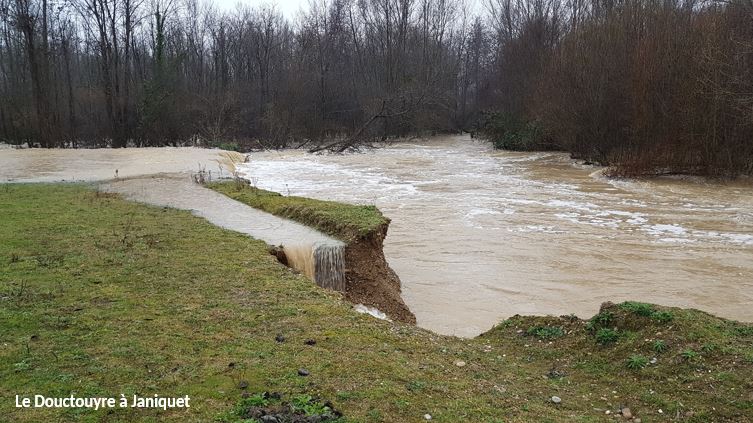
{"left": 273, "top": 221, "right": 414, "bottom": 323}
{"left": 341, "top": 222, "right": 415, "bottom": 324}
{"left": 207, "top": 181, "right": 415, "bottom": 324}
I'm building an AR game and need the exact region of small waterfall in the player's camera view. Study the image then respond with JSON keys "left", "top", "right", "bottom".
{"left": 313, "top": 243, "right": 346, "bottom": 291}
{"left": 282, "top": 242, "right": 346, "bottom": 292}
{"left": 282, "top": 243, "right": 316, "bottom": 281}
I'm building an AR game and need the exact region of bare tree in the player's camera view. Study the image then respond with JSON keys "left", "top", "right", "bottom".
{"left": 0, "top": 0, "right": 751, "bottom": 176}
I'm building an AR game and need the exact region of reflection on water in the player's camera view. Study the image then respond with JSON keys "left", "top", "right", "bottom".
{"left": 238, "top": 135, "right": 753, "bottom": 337}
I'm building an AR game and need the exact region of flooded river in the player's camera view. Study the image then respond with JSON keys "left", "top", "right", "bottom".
{"left": 2, "top": 139, "right": 751, "bottom": 337}
{"left": 238, "top": 135, "right": 753, "bottom": 337}
{"left": 0, "top": 146, "right": 232, "bottom": 182}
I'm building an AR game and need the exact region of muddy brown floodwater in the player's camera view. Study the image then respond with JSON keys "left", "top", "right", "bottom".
{"left": 237, "top": 135, "right": 753, "bottom": 337}
{"left": 0, "top": 146, "right": 231, "bottom": 182}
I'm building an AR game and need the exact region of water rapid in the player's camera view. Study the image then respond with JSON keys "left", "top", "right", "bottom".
{"left": 237, "top": 135, "right": 753, "bottom": 337}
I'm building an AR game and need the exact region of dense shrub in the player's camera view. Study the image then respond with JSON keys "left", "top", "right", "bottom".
{"left": 480, "top": 113, "right": 553, "bottom": 151}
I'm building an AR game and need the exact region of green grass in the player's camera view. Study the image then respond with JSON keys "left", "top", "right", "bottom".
{"left": 587, "top": 310, "right": 614, "bottom": 330}
{"left": 223, "top": 392, "right": 342, "bottom": 422}
{"left": 620, "top": 301, "right": 675, "bottom": 324}
{"left": 595, "top": 328, "right": 619, "bottom": 345}
{"left": 681, "top": 349, "right": 700, "bottom": 362}
{"left": 1, "top": 184, "right": 753, "bottom": 422}
{"left": 626, "top": 355, "right": 649, "bottom": 370}
{"left": 526, "top": 326, "right": 565, "bottom": 340}
{"left": 653, "top": 340, "right": 668, "bottom": 353}
{"left": 651, "top": 310, "right": 675, "bottom": 324}
{"left": 206, "top": 180, "right": 388, "bottom": 241}
{"left": 620, "top": 301, "right": 655, "bottom": 317}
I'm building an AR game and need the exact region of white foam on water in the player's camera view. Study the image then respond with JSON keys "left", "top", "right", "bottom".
{"left": 718, "top": 233, "right": 753, "bottom": 245}
{"left": 464, "top": 208, "right": 503, "bottom": 219}
{"left": 233, "top": 135, "right": 753, "bottom": 337}
{"left": 646, "top": 224, "right": 687, "bottom": 236}
{"left": 627, "top": 216, "right": 648, "bottom": 225}
{"left": 658, "top": 238, "right": 695, "bottom": 244}
{"left": 546, "top": 199, "right": 600, "bottom": 212}
{"left": 354, "top": 304, "right": 391, "bottom": 321}
{"left": 514, "top": 225, "right": 563, "bottom": 234}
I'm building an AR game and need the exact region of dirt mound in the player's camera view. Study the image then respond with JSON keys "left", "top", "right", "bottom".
{"left": 342, "top": 222, "right": 415, "bottom": 324}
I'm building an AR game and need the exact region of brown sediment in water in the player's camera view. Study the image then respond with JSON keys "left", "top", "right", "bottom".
{"left": 278, "top": 243, "right": 347, "bottom": 292}
{"left": 279, "top": 243, "right": 316, "bottom": 282}
{"left": 238, "top": 135, "right": 753, "bottom": 336}
{"left": 313, "top": 244, "right": 346, "bottom": 292}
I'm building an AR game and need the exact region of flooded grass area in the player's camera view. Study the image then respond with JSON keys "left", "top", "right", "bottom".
{"left": 0, "top": 147, "right": 228, "bottom": 182}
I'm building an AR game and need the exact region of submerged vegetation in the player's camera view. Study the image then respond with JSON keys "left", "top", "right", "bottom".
{"left": 1, "top": 184, "right": 752, "bottom": 421}
{"left": 207, "top": 181, "right": 388, "bottom": 241}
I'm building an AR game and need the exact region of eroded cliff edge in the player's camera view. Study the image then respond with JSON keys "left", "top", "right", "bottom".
{"left": 342, "top": 221, "right": 415, "bottom": 323}
{"left": 206, "top": 180, "right": 415, "bottom": 323}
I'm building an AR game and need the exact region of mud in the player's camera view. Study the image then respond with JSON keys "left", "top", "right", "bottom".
{"left": 341, "top": 222, "right": 415, "bottom": 324}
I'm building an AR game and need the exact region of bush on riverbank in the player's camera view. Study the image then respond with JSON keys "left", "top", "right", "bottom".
{"left": 479, "top": 112, "right": 553, "bottom": 151}
{"left": 2, "top": 184, "right": 752, "bottom": 421}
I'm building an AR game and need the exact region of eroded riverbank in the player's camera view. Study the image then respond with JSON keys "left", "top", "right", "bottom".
{"left": 0, "top": 148, "right": 413, "bottom": 322}
{"left": 4, "top": 183, "right": 752, "bottom": 422}
{"left": 3, "top": 140, "right": 752, "bottom": 337}
{"left": 237, "top": 135, "right": 753, "bottom": 337}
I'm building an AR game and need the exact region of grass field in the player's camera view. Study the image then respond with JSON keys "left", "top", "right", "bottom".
{"left": 1, "top": 184, "right": 752, "bottom": 422}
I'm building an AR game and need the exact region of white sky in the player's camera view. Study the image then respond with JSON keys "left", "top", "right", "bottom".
{"left": 211, "top": 0, "right": 484, "bottom": 21}
{"left": 213, "top": 0, "right": 310, "bottom": 18}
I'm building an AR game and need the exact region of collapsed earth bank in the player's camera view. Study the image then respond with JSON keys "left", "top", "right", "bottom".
{"left": 207, "top": 180, "right": 415, "bottom": 324}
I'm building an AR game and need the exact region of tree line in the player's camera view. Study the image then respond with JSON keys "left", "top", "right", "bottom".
{"left": 1, "top": 0, "right": 751, "bottom": 175}
{"left": 482, "top": 0, "right": 753, "bottom": 176}
{"left": 1, "top": 0, "right": 490, "bottom": 150}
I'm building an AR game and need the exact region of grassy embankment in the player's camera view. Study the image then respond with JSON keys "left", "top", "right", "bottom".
{"left": 1, "top": 183, "right": 753, "bottom": 422}
{"left": 206, "top": 181, "right": 388, "bottom": 242}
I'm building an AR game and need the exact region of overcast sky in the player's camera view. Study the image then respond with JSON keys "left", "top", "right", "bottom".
{"left": 210, "top": 0, "right": 484, "bottom": 21}
{"left": 212, "top": 0, "right": 309, "bottom": 18}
